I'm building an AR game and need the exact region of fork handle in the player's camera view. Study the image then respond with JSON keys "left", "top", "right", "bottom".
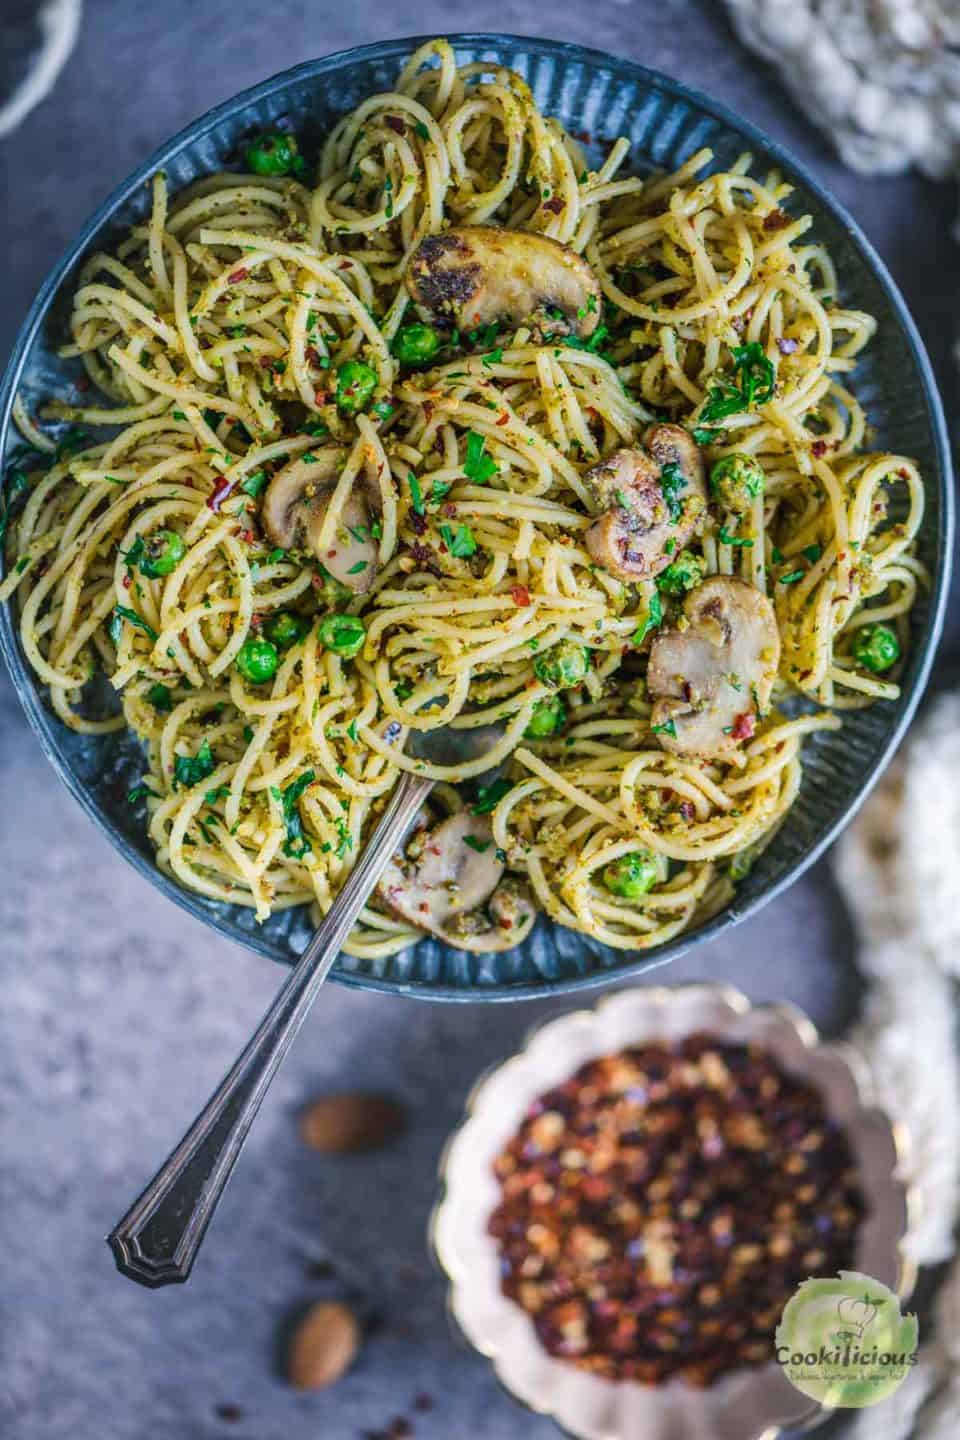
{"left": 107, "top": 769, "right": 434, "bottom": 1287}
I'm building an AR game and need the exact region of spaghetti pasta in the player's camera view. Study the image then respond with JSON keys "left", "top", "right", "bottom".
{"left": 1, "top": 38, "right": 926, "bottom": 957}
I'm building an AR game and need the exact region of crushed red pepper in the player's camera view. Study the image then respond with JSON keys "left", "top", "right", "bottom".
{"left": 488, "top": 1035, "right": 864, "bottom": 1387}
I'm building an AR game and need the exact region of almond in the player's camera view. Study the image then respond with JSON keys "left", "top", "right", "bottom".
{"left": 299, "top": 1092, "right": 404, "bottom": 1153}
{"left": 288, "top": 1300, "right": 360, "bottom": 1390}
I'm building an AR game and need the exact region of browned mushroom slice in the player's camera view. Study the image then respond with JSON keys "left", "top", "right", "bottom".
{"left": 406, "top": 226, "right": 601, "bottom": 339}
{"left": 584, "top": 424, "right": 706, "bottom": 583}
{"left": 377, "top": 810, "right": 505, "bottom": 937}
{"left": 261, "top": 448, "right": 381, "bottom": 594}
{"left": 647, "top": 576, "right": 780, "bottom": 760}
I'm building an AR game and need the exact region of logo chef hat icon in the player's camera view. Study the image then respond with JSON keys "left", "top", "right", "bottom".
{"left": 836, "top": 1295, "right": 879, "bottom": 1339}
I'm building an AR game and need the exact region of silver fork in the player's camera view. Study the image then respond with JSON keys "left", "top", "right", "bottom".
{"left": 107, "top": 723, "right": 504, "bottom": 1287}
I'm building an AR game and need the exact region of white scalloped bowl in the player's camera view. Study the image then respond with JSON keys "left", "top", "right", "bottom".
{"left": 432, "top": 985, "right": 914, "bottom": 1440}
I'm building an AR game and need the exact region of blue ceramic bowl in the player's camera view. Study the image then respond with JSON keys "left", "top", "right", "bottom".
{"left": 0, "top": 35, "right": 952, "bottom": 999}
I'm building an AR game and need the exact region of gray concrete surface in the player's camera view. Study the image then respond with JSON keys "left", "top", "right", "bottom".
{"left": 1, "top": 3, "right": 957, "bottom": 1437}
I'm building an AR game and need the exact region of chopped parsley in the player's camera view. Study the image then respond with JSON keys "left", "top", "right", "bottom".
{"left": 275, "top": 769, "right": 316, "bottom": 859}
{"left": 471, "top": 777, "right": 512, "bottom": 814}
{"left": 693, "top": 342, "right": 776, "bottom": 443}
{"left": 632, "top": 589, "right": 663, "bottom": 645}
{"left": 652, "top": 718, "right": 678, "bottom": 739}
{"left": 109, "top": 605, "right": 157, "bottom": 645}
{"left": 333, "top": 814, "right": 352, "bottom": 860}
{"left": 463, "top": 430, "right": 497, "bottom": 484}
{"left": 658, "top": 461, "right": 687, "bottom": 522}
{"left": 718, "top": 527, "right": 754, "bottom": 548}
{"left": 173, "top": 738, "right": 215, "bottom": 790}
{"left": 126, "top": 782, "right": 157, "bottom": 804}
{"left": 463, "top": 835, "right": 491, "bottom": 853}
{"left": 240, "top": 470, "right": 267, "bottom": 497}
{"left": 440, "top": 522, "right": 477, "bottom": 558}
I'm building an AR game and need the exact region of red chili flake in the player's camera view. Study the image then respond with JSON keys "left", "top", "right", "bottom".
{"left": 897, "top": 467, "right": 909, "bottom": 481}
{"left": 240, "top": 529, "right": 255, "bottom": 544}
{"left": 304, "top": 346, "right": 321, "bottom": 366}
{"left": 121, "top": 574, "right": 131, "bottom": 589}
{"left": 679, "top": 800, "right": 695, "bottom": 822}
{"left": 762, "top": 209, "right": 791, "bottom": 232}
{"left": 314, "top": 390, "right": 329, "bottom": 406}
{"left": 327, "top": 549, "right": 337, "bottom": 559}
{"left": 511, "top": 584, "right": 531, "bottom": 607}
{"left": 338, "top": 259, "right": 353, "bottom": 270}
{"left": 542, "top": 196, "right": 564, "bottom": 215}
{"left": 207, "top": 475, "right": 235, "bottom": 511}
{"left": 496, "top": 412, "right": 510, "bottom": 426}
{"left": 777, "top": 337, "right": 798, "bottom": 355}
{"left": 385, "top": 115, "right": 406, "bottom": 134}
{"left": 681, "top": 681, "right": 693, "bottom": 703}
{"left": 250, "top": 612, "right": 263, "bottom": 631}
{"left": 811, "top": 440, "right": 827, "bottom": 458}
{"left": 75, "top": 375, "right": 91, "bottom": 393}
{"left": 227, "top": 266, "right": 249, "bottom": 284}
{"left": 442, "top": 502, "right": 457, "bottom": 518}
{"left": 310, "top": 573, "right": 324, "bottom": 589}
{"left": 731, "top": 712, "right": 755, "bottom": 741}
{"left": 259, "top": 355, "right": 274, "bottom": 370}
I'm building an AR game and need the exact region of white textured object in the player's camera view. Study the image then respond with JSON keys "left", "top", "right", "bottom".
{"left": 836, "top": 695, "right": 960, "bottom": 1266}
{"left": 835, "top": 691, "right": 960, "bottom": 1436}
{"left": 434, "top": 985, "right": 911, "bottom": 1440}
{"left": 0, "top": 0, "right": 83, "bottom": 139}
{"left": 726, "top": 1, "right": 960, "bottom": 176}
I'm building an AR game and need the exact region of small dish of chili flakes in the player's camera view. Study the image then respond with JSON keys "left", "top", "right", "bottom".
{"left": 433, "top": 985, "right": 912, "bottom": 1440}
{"left": 488, "top": 1034, "right": 863, "bottom": 1386}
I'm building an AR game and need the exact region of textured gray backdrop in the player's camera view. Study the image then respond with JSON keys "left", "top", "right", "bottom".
{"left": 1, "top": 2, "right": 957, "bottom": 1438}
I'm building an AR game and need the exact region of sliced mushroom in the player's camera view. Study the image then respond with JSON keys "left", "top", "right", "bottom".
{"left": 406, "top": 226, "right": 601, "bottom": 340}
{"left": 377, "top": 809, "right": 505, "bottom": 937}
{"left": 584, "top": 424, "right": 706, "bottom": 583}
{"left": 261, "top": 447, "right": 381, "bottom": 594}
{"left": 647, "top": 576, "right": 780, "bottom": 760}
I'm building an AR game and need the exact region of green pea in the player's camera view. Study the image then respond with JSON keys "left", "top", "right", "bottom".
{"left": 236, "top": 637, "right": 279, "bottom": 684}
{"left": 524, "top": 695, "right": 567, "bottom": 739}
{"left": 318, "top": 612, "right": 365, "bottom": 658}
{"left": 140, "top": 529, "right": 186, "bottom": 578}
{"left": 394, "top": 323, "right": 441, "bottom": 366}
{"left": 263, "top": 611, "right": 308, "bottom": 649}
{"left": 533, "top": 640, "right": 589, "bottom": 691}
{"left": 710, "top": 454, "right": 765, "bottom": 514}
{"left": 657, "top": 549, "right": 704, "bottom": 596}
{"left": 335, "top": 360, "right": 378, "bottom": 414}
{"left": 245, "top": 131, "right": 304, "bottom": 177}
{"left": 851, "top": 622, "right": 900, "bottom": 674}
{"left": 602, "top": 851, "right": 658, "bottom": 899}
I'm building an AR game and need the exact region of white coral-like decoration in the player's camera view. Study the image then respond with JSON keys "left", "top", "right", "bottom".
{"left": 835, "top": 689, "right": 960, "bottom": 1435}
{"left": 726, "top": 1, "right": 960, "bottom": 176}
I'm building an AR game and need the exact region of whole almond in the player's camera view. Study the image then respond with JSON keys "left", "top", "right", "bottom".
{"left": 288, "top": 1300, "right": 360, "bottom": 1390}
{"left": 299, "top": 1092, "right": 404, "bottom": 1153}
